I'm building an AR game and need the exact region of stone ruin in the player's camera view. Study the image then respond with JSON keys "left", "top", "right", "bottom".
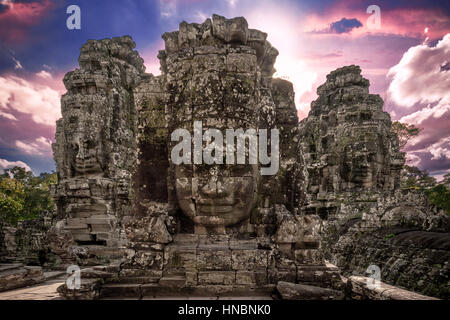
{"left": 52, "top": 15, "right": 345, "bottom": 299}
{"left": 2, "top": 14, "right": 447, "bottom": 300}
{"left": 51, "top": 36, "right": 143, "bottom": 264}
{"left": 297, "top": 66, "right": 449, "bottom": 298}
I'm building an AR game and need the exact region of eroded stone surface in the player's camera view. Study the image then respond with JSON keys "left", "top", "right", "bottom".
{"left": 298, "top": 66, "right": 450, "bottom": 299}
{"left": 51, "top": 36, "right": 144, "bottom": 262}
{"left": 44, "top": 15, "right": 447, "bottom": 301}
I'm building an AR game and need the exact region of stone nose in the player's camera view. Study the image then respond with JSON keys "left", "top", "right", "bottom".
{"left": 201, "top": 180, "right": 229, "bottom": 198}
{"left": 73, "top": 142, "right": 85, "bottom": 160}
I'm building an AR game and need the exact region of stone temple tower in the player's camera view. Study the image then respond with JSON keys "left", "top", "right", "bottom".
{"left": 52, "top": 36, "right": 145, "bottom": 263}
{"left": 298, "top": 65, "right": 405, "bottom": 220}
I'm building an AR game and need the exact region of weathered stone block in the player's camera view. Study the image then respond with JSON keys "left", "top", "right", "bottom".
{"left": 231, "top": 249, "right": 268, "bottom": 270}
{"left": 198, "top": 271, "right": 235, "bottom": 285}
{"left": 197, "top": 249, "right": 232, "bottom": 270}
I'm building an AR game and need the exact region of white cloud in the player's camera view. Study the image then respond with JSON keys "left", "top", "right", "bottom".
{"left": 426, "top": 136, "right": 450, "bottom": 161}
{"left": 389, "top": 34, "right": 450, "bottom": 175}
{"left": 12, "top": 57, "right": 23, "bottom": 70}
{"left": 388, "top": 34, "right": 450, "bottom": 108}
{"left": 36, "top": 70, "right": 52, "bottom": 79}
{"left": 0, "top": 158, "right": 31, "bottom": 172}
{"left": 406, "top": 153, "right": 421, "bottom": 166}
{"left": 400, "top": 97, "right": 449, "bottom": 126}
{"left": 0, "top": 75, "right": 61, "bottom": 126}
{"left": 15, "top": 137, "right": 53, "bottom": 157}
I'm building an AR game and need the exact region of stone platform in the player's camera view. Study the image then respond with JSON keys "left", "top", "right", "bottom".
{"left": 95, "top": 234, "right": 344, "bottom": 299}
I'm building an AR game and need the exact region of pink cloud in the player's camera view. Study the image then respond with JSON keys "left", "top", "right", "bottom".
{"left": 303, "top": 3, "right": 449, "bottom": 40}
{"left": 0, "top": 73, "right": 62, "bottom": 126}
{"left": 388, "top": 34, "right": 450, "bottom": 107}
{"left": 0, "top": 71, "right": 63, "bottom": 165}
{"left": 390, "top": 35, "right": 450, "bottom": 176}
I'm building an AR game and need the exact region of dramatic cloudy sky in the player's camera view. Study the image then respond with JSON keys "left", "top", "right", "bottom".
{"left": 0, "top": 0, "right": 449, "bottom": 179}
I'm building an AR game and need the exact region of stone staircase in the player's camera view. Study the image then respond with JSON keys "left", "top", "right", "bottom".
{"left": 0, "top": 263, "right": 45, "bottom": 292}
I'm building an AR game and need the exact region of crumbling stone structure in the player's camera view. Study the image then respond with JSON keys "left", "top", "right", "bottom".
{"left": 298, "top": 66, "right": 450, "bottom": 299}
{"left": 298, "top": 65, "right": 405, "bottom": 219}
{"left": 55, "top": 15, "right": 342, "bottom": 299}
{"left": 51, "top": 16, "right": 449, "bottom": 300}
{"left": 52, "top": 37, "right": 144, "bottom": 263}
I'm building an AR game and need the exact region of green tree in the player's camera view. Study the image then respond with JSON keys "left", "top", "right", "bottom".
{"left": 425, "top": 184, "right": 450, "bottom": 215}
{"left": 0, "top": 176, "right": 25, "bottom": 225}
{"left": 442, "top": 173, "right": 450, "bottom": 187}
{"left": 0, "top": 166, "right": 57, "bottom": 225}
{"left": 401, "top": 165, "right": 437, "bottom": 189}
{"left": 391, "top": 121, "right": 421, "bottom": 150}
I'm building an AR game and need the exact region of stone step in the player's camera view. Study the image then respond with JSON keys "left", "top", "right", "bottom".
{"left": 100, "top": 283, "right": 142, "bottom": 299}
{"left": 158, "top": 275, "right": 186, "bottom": 288}
{"left": 0, "top": 263, "right": 23, "bottom": 272}
{"left": 99, "top": 282, "right": 275, "bottom": 299}
{"left": 106, "top": 276, "right": 160, "bottom": 284}
{"left": 141, "top": 284, "right": 276, "bottom": 298}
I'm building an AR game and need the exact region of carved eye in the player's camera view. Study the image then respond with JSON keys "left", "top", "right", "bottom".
{"left": 68, "top": 116, "right": 78, "bottom": 124}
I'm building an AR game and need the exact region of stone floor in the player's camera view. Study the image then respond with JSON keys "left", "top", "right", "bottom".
{"left": 107, "top": 296, "right": 273, "bottom": 300}
{"left": 0, "top": 277, "right": 65, "bottom": 300}
{"left": 0, "top": 275, "right": 273, "bottom": 300}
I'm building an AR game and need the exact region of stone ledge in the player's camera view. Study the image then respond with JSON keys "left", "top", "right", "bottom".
{"left": 347, "top": 276, "right": 439, "bottom": 300}
{"left": 0, "top": 264, "right": 45, "bottom": 293}
{"left": 277, "top": 281, "right": 344, "bottom": 300}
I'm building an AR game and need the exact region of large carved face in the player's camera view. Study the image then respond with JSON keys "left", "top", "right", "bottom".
{"left": 65, "top": 112, "right": 104, "bottom": 177}
{"left": 343, "top": 139, "right": 383, "bottom": 188}
{"left": 70, "top": 135, "right": 103, "bottom": 176}
{"left": 175, "top": 163, "right": 259, "bottom": 227}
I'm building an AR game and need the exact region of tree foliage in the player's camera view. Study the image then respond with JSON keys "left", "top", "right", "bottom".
{"left": 0, "top": 166, "right": 57, "bottom": 226}
{"left": 391, "top": 121, "right": 421, "bottom": 150}
{"left": 401, "top": 165, "right": 437, "bottom": 189}
{"left": 425, "top": 184, "right": 450, "bottom": 215}
{"left": 401, "top": 166, "right": 450, "bottom": 215}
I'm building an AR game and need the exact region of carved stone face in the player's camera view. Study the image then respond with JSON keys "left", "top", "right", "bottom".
{"left": 66, "top": 114, "right": 104, "bottom": 177}
{"left": 70, "top": 137, "right": 103, "bottom": 176}
{"left": 343, "top": 140, "right": 381, "bottom": 188}
{"left": 175, "top": 163, "right": 259, "bottom": 227}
